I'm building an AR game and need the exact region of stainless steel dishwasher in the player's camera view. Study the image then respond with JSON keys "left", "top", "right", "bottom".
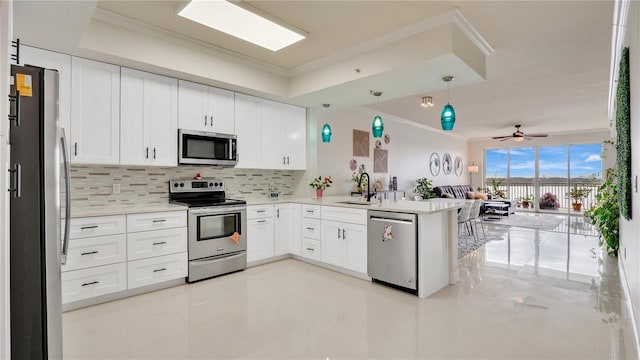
{"left": 367, "top": 210, "right": 418, "bottom": 294}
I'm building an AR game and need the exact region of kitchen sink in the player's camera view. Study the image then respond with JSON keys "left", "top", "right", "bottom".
{"left": 335, "top": 200, "right": 372, "bottom": 206}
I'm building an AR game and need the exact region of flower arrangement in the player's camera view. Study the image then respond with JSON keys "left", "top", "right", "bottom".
{"left": 415, "top": 178, "right": 437, "bottom": 199}
{"left": 309, "top": 176, "right": 333, "bottom": 190}
{"left": 518, "top": 194, "right": 534, "bottom": 208}
{"left": 539, "top": 192, "right": 560, "bottom": 210}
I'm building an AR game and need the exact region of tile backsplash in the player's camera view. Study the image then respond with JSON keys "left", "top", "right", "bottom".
{"left": 70, "top": 165, "right": 301, "bottom": 211}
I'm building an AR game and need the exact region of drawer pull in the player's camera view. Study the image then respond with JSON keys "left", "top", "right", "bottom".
{"left": 81, "top": 280, "right": 99, "bottom": 287}
{"left": 305, "top": 227, "right": 314, "bottom": 231}
{"left": 80, "top": 251, "right": 99, "bottom": 256}
{"left": 257, "top": 220, "right": 267, "bottom": 224}
{"left": 152, "top": 241, "right": 167, "bottom": 246}
{"left": 306, "top": 248, "right": 315, "bottom": 251}
{"left": 80, "top": 225, "right": 98, "bottom": 230}
{"left": 153, "top": 267, "right": 167, "bottom": 273}
{"left": 152, "top": 219, "right": 167, "bottom": 223}
{"left": 256, "top": 210, "right": 266, "bottom": 213}
{"left": 305, "top": 210, "right": 315, "bottom": 213}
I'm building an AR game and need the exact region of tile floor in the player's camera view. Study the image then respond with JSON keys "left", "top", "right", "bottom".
{"left": 63, "top": 215, "right": 638, "bottom": 359}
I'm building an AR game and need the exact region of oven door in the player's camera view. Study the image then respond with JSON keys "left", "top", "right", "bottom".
{"left": 188, "top": 206, "right": 247, "bottom": 261}
{"left": 178, "top": 129, "right": 237, "bottom": 166}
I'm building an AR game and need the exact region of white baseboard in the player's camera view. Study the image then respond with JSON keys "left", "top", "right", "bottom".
{"left": 618, "top": 255, "right": 640, "bottom": 357}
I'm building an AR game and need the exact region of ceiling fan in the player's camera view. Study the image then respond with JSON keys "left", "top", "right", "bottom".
{"left": 491, "top": 125, "right": 548, "bottom": 142}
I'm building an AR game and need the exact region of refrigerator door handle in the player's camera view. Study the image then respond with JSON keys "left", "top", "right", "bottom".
{"left": 7, "top": 162, "right": 21, "bottom": 197}
{"left": 60, "top": 128, "right": 71, "bottom": 265}
{"left": 8, "top": 90, "right": 20, "bottom": 127}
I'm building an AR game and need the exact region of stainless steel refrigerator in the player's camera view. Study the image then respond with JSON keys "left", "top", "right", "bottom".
{"left": 9, "top": 64, "right": 70, "bottom": 359}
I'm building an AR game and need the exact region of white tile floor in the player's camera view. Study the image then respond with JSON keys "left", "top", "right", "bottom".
{"left": 63, "top": 215, "right": 638, "bottom": 359}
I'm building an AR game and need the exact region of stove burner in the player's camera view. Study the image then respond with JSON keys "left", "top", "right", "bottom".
{"left": 169, "top": 178, "right": 246, "bottom": 208}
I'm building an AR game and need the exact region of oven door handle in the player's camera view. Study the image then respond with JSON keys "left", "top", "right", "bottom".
{"left": 191, "top": 252, "right": 245, "bottom": 265}
{"left": 189, "top": 207, "right": 244, "bottom": 215}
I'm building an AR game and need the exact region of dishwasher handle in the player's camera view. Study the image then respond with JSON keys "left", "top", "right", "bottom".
{"left": 369, "top": 216, "right": 414, "bottom": 225}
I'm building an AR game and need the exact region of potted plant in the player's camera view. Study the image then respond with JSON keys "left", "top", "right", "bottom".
{"left": 483, "top": 178, "right": 507, "bottom": 199}
{"left": 586, "top": 167, "right": 619, "bottom": 256}
{"left": 351, "top": 172, "right": 367, "bottom": 193}
{"left": 309, "top": 176, "right": 332, "bottom": 198}
{"left": 518, "top": 194, "right": 534, "bottom": 208}
{"left": 415, "top": 177, "right": 437, "bottom": 199}
{"left": 539, "top": 192, "right": 560, "bottom": 210}
{"left": 569, "top": 185, "right": 592, "bottom": 211}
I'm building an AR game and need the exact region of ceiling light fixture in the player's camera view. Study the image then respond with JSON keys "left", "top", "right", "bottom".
{"left": 440, "top": 76, "right": 456, "bottom": 131}
{"left": 421, "top": 96, "right": 434, "bottom": 108}
{"left": 371, "top": 91, "right": 384, "bottom": 138}
{"left": 321, "top": 104, "right": 332, "bottom": 143}
{"left": 176, "top": 0, "right": 307, "bottom": 52}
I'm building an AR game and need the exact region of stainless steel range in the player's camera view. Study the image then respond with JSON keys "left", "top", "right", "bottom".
{"left": 169, "top": 178, "right": 247, "bottom": 282}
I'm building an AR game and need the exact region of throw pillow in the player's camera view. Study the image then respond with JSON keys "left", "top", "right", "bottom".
{"left": 442, "top": 193, "right": 454, "bottom": 199}
{"left": 466, "top": 191, "right": 475, "bottom": 199}
{"left": 474, "top": 192, "right": 488, "bottom": 200}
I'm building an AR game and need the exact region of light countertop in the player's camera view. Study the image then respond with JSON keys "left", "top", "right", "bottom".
{"left": 70, "top": 196, "right": 464, "bottom": 218}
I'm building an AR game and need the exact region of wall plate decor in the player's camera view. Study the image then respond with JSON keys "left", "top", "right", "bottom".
{"left": 374, "top": 149, "right": 388, "bottom": 173}
{"left": 353, "top": 129, "right": 369, "bottom": 157}
{"left": 349, "top": 159, "right": 358, "bottom": 171}
{"left": 429, "top": 152, "right": 440, "bottom": 176}
{"left": 442, "top": 153, "right": 452, "bottom": 175}
{"left": 454, "top": 156, "right": 463, "bottom": 177}
{"left": 384, "top": 133, "right": 391, "bottom": 144}
{"left": 375, "top": 140, "right": 382, "bottom": 149}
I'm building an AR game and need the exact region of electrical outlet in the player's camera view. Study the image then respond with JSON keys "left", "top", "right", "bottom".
{"left": 112, "top": 183, "right": 120, "bottom": 194}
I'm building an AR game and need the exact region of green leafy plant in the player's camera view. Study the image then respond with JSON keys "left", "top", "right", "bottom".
{"left": 569, "top": 185, "right": 592, "bottom": 204}
{"left": 586, "top": 167, "right": 619, "bottom": 256}
{"left": 415, "top": 178, "right": 437, "bottom": 199}
{"left": 616, "top": 47, "right": 631, "bottom": 220}
{"left": 309, "top": 176, "right": 333, "bottom": 190}
{"left": 351, "top": 172, "right": 367, "bottom": 192}
{"left": 518, "top": 194, "right": 534, "bottom": 208}
{"left": 482, "top": 178, "right": 506, "bottom": 199}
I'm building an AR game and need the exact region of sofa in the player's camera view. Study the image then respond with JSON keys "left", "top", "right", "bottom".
{"left": 432, "top": 185, "right": 517, "bottom": 215}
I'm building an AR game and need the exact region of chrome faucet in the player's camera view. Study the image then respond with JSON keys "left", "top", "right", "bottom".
{"left": 358, "top": 172, "right": 374, "bottom": 202}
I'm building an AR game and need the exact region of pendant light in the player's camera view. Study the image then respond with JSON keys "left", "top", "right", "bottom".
{"left": 371, "top": 91, "right": 384, "bottom": 138}
{"left": 441, "top": 75, "right": 456, "bottom": 131}
{"left": 321, "top": 103, "right": 332, "bottom": 143}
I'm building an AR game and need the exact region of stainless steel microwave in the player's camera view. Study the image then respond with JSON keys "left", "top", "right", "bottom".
{"left": 178, "top": 129, "right": 237, "bottom": 166}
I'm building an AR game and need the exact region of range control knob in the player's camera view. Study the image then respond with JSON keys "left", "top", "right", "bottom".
{"left": 179, "top": 182, "right": 184, "bottom": 187}
{"left": 210, "top": 182, "right": 214, "bottom": 187}
{"left": 173, "top": 183, "right": 178, "bottom": 188}
{"left": 219, "top": 181, "right": 223, "bottom": 187}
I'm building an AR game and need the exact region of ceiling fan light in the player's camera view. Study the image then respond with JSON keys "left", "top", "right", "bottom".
{"left": 513, "top": 136, "right": 524, "bottom": 142}
{"left": 440, "top": 104, "right": 456, "bottom": 131}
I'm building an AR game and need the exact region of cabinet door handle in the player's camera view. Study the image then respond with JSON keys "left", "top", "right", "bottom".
{"left": 306, "top": 248, "right": 315, "bottom": 252}
{"left": 305, "top": 227, "right": 314, "bottom": 231}
{"left": 342, "top": 229, "right": 346, "bottom": 240}
{"left": 81, "top": 280, "right": 99, "bottom": 287}
{"left": 204, "top": 115, "right": 208, "bottom": 125}
{"left": 277, "top": 209, "right": 280, "bottom": 218}
{"left": 210, "top": 116, "right": 213, "bottom": 126}
{"left": 146, "top": 147, "right": 149, "bottom": 159}
{"left": 305, "top": 210, "right": 314, "bottom": 214}
{"left": 286, "top": 156, "right": 290, "bottom": 165}
{"left": 81, "top": 251, "right": 99, "bottom": 256}
{"left": 256, "top": 210, "right": 266, "bottom": 213}
{"left": 80, "top": 225, "right": 99, "bottom": 230}
{"left": 153, "top": 147, "right": 156, "bottom": 159}
{"left": 153, "top": 267, "right": 167, "bottom": 273}
{"left": 337, "top": 228, "right": 341, "bottom": 239}
{"left": 74, "top": 142, "right": 78, "bottom": 156}
{"left": 257, "top": 220, "right": 267, "bottom": 224}
{"left": 152, "top": 241, "right": 167, "bottom": 246}
{"left": 152, "top": 219, "right": 167, "bottom": 223}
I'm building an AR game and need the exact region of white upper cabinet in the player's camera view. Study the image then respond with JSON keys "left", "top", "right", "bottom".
{"left": 261, "top": 99, "right": 306, "bottom": 170}
{"left": 70, "top": 57, "right": 120, "bottom": 164}
{"left": 120, "top": 68, "right": 178, "bottom": 166}
{"left": 234, "top": 93, "right": 262, "bottom": 169}
{"left": 178, "top": 80, "right": 234, "bottom": 134}
{"left": 20, "top": 46, "right": 72, "bottom": 155}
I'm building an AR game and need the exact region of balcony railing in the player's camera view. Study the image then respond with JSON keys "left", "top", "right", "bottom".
{"left": 482, "top": 181, "right": 601, "bottom": 212}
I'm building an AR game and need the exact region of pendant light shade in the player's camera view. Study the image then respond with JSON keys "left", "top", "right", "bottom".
{"left": 440, "top": 76, "right": 456, "bottom": 131}
{"left": 371, "top": 91, "right": 384, "bottom": 138}
{"left": 321, "top": 123, "right": 332, "bottom": 142}
{"left": 372, "top": 115, "right": 384, "bottom": 138}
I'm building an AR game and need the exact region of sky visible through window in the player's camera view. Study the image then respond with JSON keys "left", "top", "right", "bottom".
{"left": 485, "top": 143, "right": 602, "bottom": 180}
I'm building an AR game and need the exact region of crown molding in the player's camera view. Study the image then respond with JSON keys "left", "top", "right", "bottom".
{"left": 356, "top": 106, "right": 469, "bottom": 140}
{"left": 92, "top": 7, "right": 290, "bottom": 77}
{"left": 452, "top": 9, "right": 494, "bottom": 56}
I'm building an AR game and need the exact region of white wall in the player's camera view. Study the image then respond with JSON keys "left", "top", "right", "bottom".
{"left": 310, "top": 107, "right": 468, "bottom": 198}
{"left": 0, "top": 1, "right": 11, "bottom": 358}
{"left": 468, "top": 130, "right": 613, "bottom": 187}
{"left": 619, "top": 0, "right": 640, "bottom": 350}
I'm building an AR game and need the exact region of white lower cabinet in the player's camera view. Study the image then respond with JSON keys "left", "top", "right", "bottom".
{"left": 61, "top": 263, "right": 127, "bottom": 304}
{"left": 127, "top": 252, "right": 188, "bottom": 289}
{"left": 62, "top": 234, "right": 127, "bottom": 272}
{"left": 127, "top": 227, "right": 187, "bottom": 261}
{"left": 301, "top": 239, "right": 321, "bottom": 261}
{"left": 320, "top": 207, "right": 368, "bottom": 274}
{"left": 247, "top": 217, "right": 275, "bottom": 262}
